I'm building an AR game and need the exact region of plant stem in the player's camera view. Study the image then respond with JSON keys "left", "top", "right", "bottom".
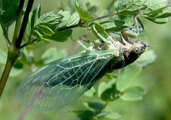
{"left": 19, "top": 38, "right": 40, "bottom": 49}
{"left": 12, "top": 0, "right": 25, "bottom": 44}
{"left": 15, "top": 0, "right": 35, "bottom": 48}
{"left": 0, "top": 0, "right": 25, "bottom": 99}
{"left": 0, "top": 58, "right": 14, "bottom": 98}
{"left": 0, "top": 0, "right": 35, "bottom": 99}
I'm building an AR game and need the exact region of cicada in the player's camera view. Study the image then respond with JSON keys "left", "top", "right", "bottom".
{"left": 16, "top": 24, "right": 147, "bottom": 110}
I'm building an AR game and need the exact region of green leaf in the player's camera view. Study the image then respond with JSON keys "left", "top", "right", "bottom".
{"left": 137, "top": 50, "right": 157, "bottom": 67}
{"left": 37, "top": 24, "right": 54, "bottom": 36}
{"left": 32, "top": 30, "right": 49, "bottom": 42}
{"left": 75, "top": 0, "right": 95, "bottom": 20}
{"left": 31, "top": 11, "right": 62, "bottom": 40}
{"left": 104, "top": 17, "right": 134, "bottom": 32}
{"left": 98, "top": 80, "right": 120, "bottom": 102}
{"left": 56, "top": 10, "right": 72, "bottom": 28}
{"left": 37, "top": 11, "right": 62, "bottom": 25}
{"left": 42, "top": 47, "right": 67, "bottom": 64}
{"left": 84, "top": 102, "right": 105, "bottom": 112}
{"left": 28, "top": 5, "right": 41, "bottom": 31}
{"left": 114, "top": 0, "right": 145, "bottom": 16}
{"left": 114, "top": 20, "right": 125, "bottom": 27}
{"left": 94, "top": 112, "right": 112, "bottom": 120}
{"left": 55, "top": 11, "right": 80, "bottom": 28}
{"left": 0, "top": 0, "right": 19, "bottom": 26}
{"left": 98, "top": 81, "right": 113, "bottom": 98}
{"left": 31, "top": 10, "right": 75, "bottom": 42}
{"left": 45, "top": 29, "right": 72, "bottom": 42}
{"left": 116, "top": 64, "right": 142, "bottom": 91}
{"left": 84, "top": 87, "right": 96, "bottom": 97}
{"left": 143, "top": 3, "right": 171, "bottom": 23}
{"left": 145, "top": 17, "right": 169, "bottom": 24}
{"left": 13, "top": 60, "right": 23, "bottom": 69}
{"left": 143, "top": 0, "right": 171, "bottom": 23}
{"left": 0, "top": 49, "right": 7, "bottom": 65}
{"left": 156, "top": 7, "right": 171, "bottom": 18}
{"left": 144, "top": 0, "right": 169, "bottom": 12}
{"left": 114, "top": 0, "right": 171, "bottom": 24}
{"left": 120, "top": 86, "right": 146, "bottom": 101}
{"left": 66, "top": 12, "right": 80, "bottom": 26}
{"left": 73, "top": 110, "right": 95, "bottom": 120}
{"left": 87, "top": 4, "right": 97, "bottom": 15}
{"left": 105, "top": 112, "right": 121, "bottom": 120}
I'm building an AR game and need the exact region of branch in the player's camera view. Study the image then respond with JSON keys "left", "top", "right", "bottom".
{"left": 0, "top": 59, "right": 14, "bottom": 98}
{"left": 12, "top": 0, "right": 25, "bottom": 44}
{"left": 0, "top": 0, "right": 35, "bottom": 99}
{"left": 19, "top": 38, "right": 40, "bottom": 49}
{"left": 15, "top": 0, "right": 35, "bottom": 48}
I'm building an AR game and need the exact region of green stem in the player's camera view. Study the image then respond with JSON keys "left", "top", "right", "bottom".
{"left": 15, "top": 0, "right": 35, "bottom": 48}
{"left": 0, "top": 58, "right": 14, "bottom": 98}
{"left": 0, "top": 0, "right": 25, "bottom": 99}
{"left": 19, "top": 38, "right": 40, "bottom": 49}
{"left": 12, "top": 0, "right": 25, "bottom": 44}
{"left": 0, "top": 0, "right": 35, "bottom": 99}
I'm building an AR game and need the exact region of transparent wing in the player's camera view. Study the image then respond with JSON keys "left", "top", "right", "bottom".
{"left": 16, "top": 52, "right": 113, "bottom": 110}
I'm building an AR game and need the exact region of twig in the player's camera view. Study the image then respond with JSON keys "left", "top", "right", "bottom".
{"left": 15, "top": 0, "right": 35, "bottom": 48}
{"left": 19, "top": 38, "right": 40, "bottom": 49}
{"left": 0, "top": 0, "right": 35, "bottom": 98}
{"left": 12, "top": 0, "right": 25, "bottom": 44}
{"left": 0, "top": 0, "right": 26, "bottom": 99}
{"left": 0, "top": 59, "right": 14, "bottom": 98}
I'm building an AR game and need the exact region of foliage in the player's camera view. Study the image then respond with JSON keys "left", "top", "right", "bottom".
{"left": 0, "top": 0, "right": 171, "bottom": 120}
{"left": 0, "top": 0, "right": 19, "bottom": 26}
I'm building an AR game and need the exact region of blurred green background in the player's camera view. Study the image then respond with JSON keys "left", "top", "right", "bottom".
{"left": 0, "top": 0, "right": 171, "bottom": 120}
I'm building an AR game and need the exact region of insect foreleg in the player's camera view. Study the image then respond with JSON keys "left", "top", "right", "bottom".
{"left": 120, "top": 34, "right": 130, "bottom": 45}
{"left": 76, "top": 39, "right": 94, "bottom": 51}
{"left": 92, "top": 24, "right": 111, "bottom": 44}
{"left": 133, "top": 16, "right": 144, "bottom": 36}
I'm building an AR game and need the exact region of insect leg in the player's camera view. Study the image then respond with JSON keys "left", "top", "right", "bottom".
{"left": 70, "top": 36, "right": 94, "bottom": 51}
{"left": 133, "top": 16, "right": 144, "bottom": 36}
{"left": 120, "top": 34, "right": 130, "bottom": 45}
{"left": 76, "top": 39, "right": 94, "bottom": 51}
{"left": 76, "top": 40, "right": 88, "bottom": 50}
{"left": 92, "top": 24, "right": 111, "bottom": 44}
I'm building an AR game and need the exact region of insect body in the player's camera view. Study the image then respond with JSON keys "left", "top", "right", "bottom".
{"left": 16, "top": 24, "right": 147, "bottom": 110}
